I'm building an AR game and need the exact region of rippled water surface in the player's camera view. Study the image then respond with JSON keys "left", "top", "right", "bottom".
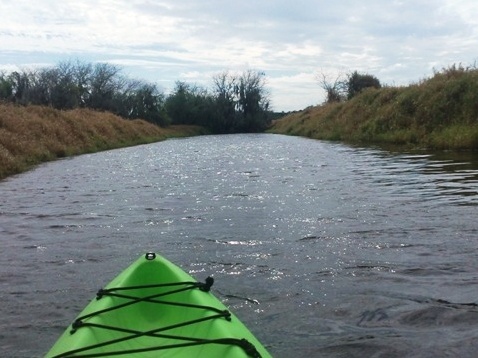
{"left": 1, "top": 134, "right": 478, "bottom": 357}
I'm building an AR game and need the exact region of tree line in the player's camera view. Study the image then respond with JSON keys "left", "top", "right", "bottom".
{"left": 0, "top": 60, "right": 271, "bottom": 133}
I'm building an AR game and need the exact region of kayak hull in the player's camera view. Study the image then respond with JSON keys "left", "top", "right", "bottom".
{"left": 46, "top": 253, "right": 271, "bottom": 357}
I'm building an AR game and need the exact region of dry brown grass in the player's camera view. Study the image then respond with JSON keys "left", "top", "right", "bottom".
{"left": 270, "top": 67, "right": 478, "bottom": 150}
{"left": 0, "top": 104, "right": 206, "bottom": 180}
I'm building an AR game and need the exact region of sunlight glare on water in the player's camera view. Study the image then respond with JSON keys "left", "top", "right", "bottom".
{"left": 1, "top": 134, "right": 478, "bottom": 357}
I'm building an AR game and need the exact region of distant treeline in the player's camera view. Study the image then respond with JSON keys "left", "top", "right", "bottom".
{"left": 0, "top": 60, "right": 271, "bottom": 133}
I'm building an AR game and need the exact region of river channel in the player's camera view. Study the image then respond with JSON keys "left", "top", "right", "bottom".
{"left": 1, "top": 133, "right": 478, "bottom": 357}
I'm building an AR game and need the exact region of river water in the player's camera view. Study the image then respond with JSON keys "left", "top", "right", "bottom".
{"left": 1, "top": 134, "right": 478, "bottom": 357}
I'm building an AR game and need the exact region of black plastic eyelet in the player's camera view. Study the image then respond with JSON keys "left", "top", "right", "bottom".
{"left": 145, "top": 252, "right": 156, "bottom": 260}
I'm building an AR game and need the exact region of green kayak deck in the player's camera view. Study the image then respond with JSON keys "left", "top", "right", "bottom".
{"left": 46, "top": 253, "right": 271, "bottom": 357}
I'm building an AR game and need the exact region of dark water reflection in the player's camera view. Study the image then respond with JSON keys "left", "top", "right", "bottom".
{"left": 1, "top": 134, "right": 478, "bottom": 357}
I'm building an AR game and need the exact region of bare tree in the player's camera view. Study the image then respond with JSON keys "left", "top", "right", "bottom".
{"left": 212, "top": 71, "right": 237, "bottom": 132}
{"left": 235, "top": 70, "right": 270, "bottom": 132}
{"left": 86, "top": 63, "right": 123, "bottom": 111}
{"left": 71, "top": 60, "right": 93, "bottom": 107}
{"left": 316, "top": 71, "right": 346, "bottom": 103}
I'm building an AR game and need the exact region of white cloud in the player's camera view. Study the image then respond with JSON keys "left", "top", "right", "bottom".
{"left": 268, "top": 72, "right": 321, "bottom": 111}
{"left": 1, "top": 0, "right": 478, "bottom": 111}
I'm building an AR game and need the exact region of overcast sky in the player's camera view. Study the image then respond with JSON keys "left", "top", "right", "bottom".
{"left": 1, "top": 0, "right": 478, "bottom": 111}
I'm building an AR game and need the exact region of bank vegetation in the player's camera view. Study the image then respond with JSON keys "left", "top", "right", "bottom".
{"left": 0, "top": 103, "right": 205, "bottom": 180}
{"left": 0, "top": 60, "right": 271, "bottom": 134}
{"left": 0, "top": 59, "right": 275, "bottom": 180}
{"left": 270, "top": 64, "right": 478, "bottom": 150}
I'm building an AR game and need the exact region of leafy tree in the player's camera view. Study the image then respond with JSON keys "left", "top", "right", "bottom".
{"left": 128, "top": 82, "right": 169, "bottom": 126}
{"left": 0, "top": 72, "right": 13, "bottom": 100}
{"left": 165, "top": 81, "right": 214, "bottom": 127}
{"left": 27, "top": 69, "right": 51, "bottom": 106}
{"left": 235, "top": 70, "right": 270, "bottom": 132}
{"left": 347, "top": 71, "right": 381, "bottom": 99}
{"left": 165, "top": 81, "right": 194, "bottom": 124}
{"left": 8, "top": 70, "right": 31, "bottom": 105}
{"left": 210, "top": 70, "right": 270, "bottom": 133}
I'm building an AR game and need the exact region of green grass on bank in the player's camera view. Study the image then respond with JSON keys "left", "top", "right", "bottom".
{"left": 0, "top": 104, "right": 207, "bottom": 180}
{"left": 270, "top": 65, "right": 478, "bottom": 150}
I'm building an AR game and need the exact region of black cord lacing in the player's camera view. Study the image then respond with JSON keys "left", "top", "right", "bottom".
{"left": 52, "top": 337, "right": 260, "bottom": 358}
{"left": 71, "top": 279, "right": 216, "bottom": 329}
{"left": 51, "top": 276, "right": 262, "bottom": 358}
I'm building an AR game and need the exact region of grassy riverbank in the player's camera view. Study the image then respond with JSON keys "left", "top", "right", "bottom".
{"left": 270, "top": 65, "right": 478, "bottom": 150}
{"left": 0, "top": 104, "right": 207, "bottom": 180}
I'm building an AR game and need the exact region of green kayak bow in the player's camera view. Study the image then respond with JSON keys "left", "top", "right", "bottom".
{"left": 46, "top": 252, "right": 271, "bottom": 358}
